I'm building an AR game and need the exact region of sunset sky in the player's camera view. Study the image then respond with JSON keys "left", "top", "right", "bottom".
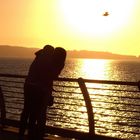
{"left": 0, "top": 0, "right": 140, "bottom": 56}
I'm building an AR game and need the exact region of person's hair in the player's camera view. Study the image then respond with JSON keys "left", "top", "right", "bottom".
{"left": 53, "top": 47, "right": 66, "bottom": 65}
{"left": 43, "top": 44, "right": 54, "bottom": 50}
{"left": 52, "top": 47, "right": 66, "bottom": 76}
{"left": 35, "top": 44, "right": 54, "bottom": 56}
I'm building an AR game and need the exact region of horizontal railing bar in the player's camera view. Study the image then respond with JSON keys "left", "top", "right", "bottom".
{"left": 89, "top": 93, "right": 140, "bottom": 100}
{"left": 49, "top": 107, "right": 87, "bottom": 113}
{"left": 91, "top": 97, "right": 140, "bottom": 103}
{"left": 4, "top": 95, "right": 23, "bottom": 99}
{"left": 0, "top": 73, "right": 139, "bottom": 86}
{"left": 88, "top": 87, "right": 140, "bottom": 92}
{"left": 4, "top": 96, "right": 23, "bottom": 100}
{"left": 93, "top": 106, "right": 140, "bottom": 113}
{"left": 53, "top": 84, "right": 79, "bottom": 88}
{"left": 54, "top": 96, "right": 84, "bottom": 101}
{"left": 54, "top": 90, "right": 82, "bottom": 95}
{"left": 47, "top": 118, "right": 88, "bottom": 127}
{"left": 114, "top": 123, "right": 140, "bottom": 128}
{"left": 93, "top": 106, "right": 140, "bottom": 112}
{"left": 4, "top": 93, "right": 22, "bottom": 97}
{"left": 6, "top": 111, "right": 20, "bottom": 115}
{"left": 0, "top": 79, "right": 24, "bottom": 83}
{"left": 53, "top": 102, "right": 85, "bottom": 107}
{"left": 90, "top": 99, "right": 140, "bottom": 107}
{"left": 94, "top": 120, "right": 140, "bottom": 128}
{"left": 0, "top": 73, "right": 26, "bottom": 78}
{"left": 97, "top": 121, "right": 140, "bottom": 127}
{"left": 47, "top": 112, "right": 88, "bottom": 120}
{"left": 6, "top": 107, "right": 22, "bottom": 111}
{"left": 54, "top": 90, "right": 82, "bottom": 94}
{"left": 5, "top": 102, "right": 23, "bottom": 106}
{"left": 47, "top": 115, "right": 87, "bottom": 121}
{"left": 0, "top": 85, "right": 23, "bottom": 89}
{"left": 83, "top": 79, "right": 139, "bottom": 86}
{"left": 95, "top": 112, "right": 140, "bottom": 121}
{"left": 95, "top": 125, "right": 140, "bottom": 135}
{"left": 49, "top": 108, "right": 87, "bottom": 114}
{"left": 6, "top": 105, "right": 22, "bottom": 109}
{"left": 3, "top": 90, "right": 23, "bottom": 94}
{"left": 6, "top": 106, "right": 22, "bottom": 110}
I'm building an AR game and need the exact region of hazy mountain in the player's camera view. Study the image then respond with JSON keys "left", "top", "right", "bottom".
{"left": 67, "top": 50, "right": 138, "bottom": 59}
{"left": 0, "top": 45, "right": 138, "bottom": 59}
{"left": 0, "top": 45, "right": 37, "bottom": 58}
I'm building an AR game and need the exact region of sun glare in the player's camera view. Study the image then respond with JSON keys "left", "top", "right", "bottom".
{"left": 81, "top": 59, "right": 108, "bottom": 79}
{"left": 59, "top": 0, "right": 135, "bottom": 37}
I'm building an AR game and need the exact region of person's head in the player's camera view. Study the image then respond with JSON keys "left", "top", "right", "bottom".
{"left": 43, "top": 44, "right": 54, "bottom": 54}
{"left": 53, "top": 47, "right": 66, "bottom": 70}
{"left": 43, "top": 45, "right": 54, "bottom": 52}
{"left": 53, "top": 47, "right": 66, "bottom": 63}
{"left": 35, "top": 44, "right": 54, "bottom": 56}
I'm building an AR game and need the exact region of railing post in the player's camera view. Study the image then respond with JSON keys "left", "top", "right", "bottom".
{"left": 137, "top": 81, "right": 140, "bottom": 90}
{"left": 78, "top": 78, "right": 95, "bottom": 135}
{"left": 0, "top": 86, "right": 6, "bottom": 128}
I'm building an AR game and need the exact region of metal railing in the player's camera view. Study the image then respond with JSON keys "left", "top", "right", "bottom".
{"left": 0, "top": 73, "right": 140, "bottom": 139}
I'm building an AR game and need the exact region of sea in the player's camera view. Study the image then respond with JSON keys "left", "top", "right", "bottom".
{"left": 0, "top": 57, "right": 140, "bottom": 81}
{"left": 0, "top": 57, "right": 140, "bottom": 139}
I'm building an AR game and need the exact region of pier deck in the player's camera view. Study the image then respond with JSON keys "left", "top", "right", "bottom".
{"left": 0, "top": 126, "right": 72, "bottom": 140}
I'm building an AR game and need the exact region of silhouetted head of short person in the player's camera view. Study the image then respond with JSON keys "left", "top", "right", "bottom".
{"left": 43, "top": 45, "right": 54, "bottom": 53}
{"left": 35, "top": 44, "right": 54, "bottom": 56}
{"left": 53, "top": 47, "right": 66, "bottom": 77}
{"left": 26, "top": 44, "right": 55, "bottom": 83}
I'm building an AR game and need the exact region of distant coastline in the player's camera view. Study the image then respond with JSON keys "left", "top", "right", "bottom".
{"left": 0, "top": 45, "right": 139, "bottom": 60}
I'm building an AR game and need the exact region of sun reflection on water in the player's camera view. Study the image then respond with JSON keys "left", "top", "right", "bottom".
{"left": 79, "top": 59, "right": 110, "bottom": 80}
{"left": 71, "top": 59, "right": 140, "bottom": 138}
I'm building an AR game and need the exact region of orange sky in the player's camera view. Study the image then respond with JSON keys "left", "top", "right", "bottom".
{"left": 0, "top": 0, "right": 140, "bottom": 56}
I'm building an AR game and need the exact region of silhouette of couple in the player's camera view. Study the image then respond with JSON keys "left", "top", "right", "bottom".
{"left": 19, "top": 45, "right": 66, "bottom": 140}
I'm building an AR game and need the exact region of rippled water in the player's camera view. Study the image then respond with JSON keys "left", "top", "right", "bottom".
{"left": 0, "top": 57, "right": 140, "bottom": 81}
{"left": 0, "top": 57, "right": 140, "bottom": 139}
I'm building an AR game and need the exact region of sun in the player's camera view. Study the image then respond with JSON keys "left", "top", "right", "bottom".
{"left": 58, "top": 0, "right": 135, "bottom": 37}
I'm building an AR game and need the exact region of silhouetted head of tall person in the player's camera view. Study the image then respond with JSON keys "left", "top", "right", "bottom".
{"left": 53, "top": 47, "right": 66, "bottom": 65}
{"left": 53, "top": 47, "right": 66, "bottom": 76}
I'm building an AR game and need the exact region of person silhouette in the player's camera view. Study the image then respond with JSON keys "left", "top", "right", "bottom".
{"left": 19, "top": 45, "right": 66, "bottom": 140}
{"left": 35, "top": 47, "right": 66, "bottom": 140}
{"left": 19, "top": 45, "right": 54, "bottom": 140}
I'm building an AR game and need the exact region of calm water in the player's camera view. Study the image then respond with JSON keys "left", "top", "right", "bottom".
{"left": 0, "top": 57, "right": 140, "bottom": 81}
{"left": 0, "top": 57, "right": 140, "bottom": 139}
